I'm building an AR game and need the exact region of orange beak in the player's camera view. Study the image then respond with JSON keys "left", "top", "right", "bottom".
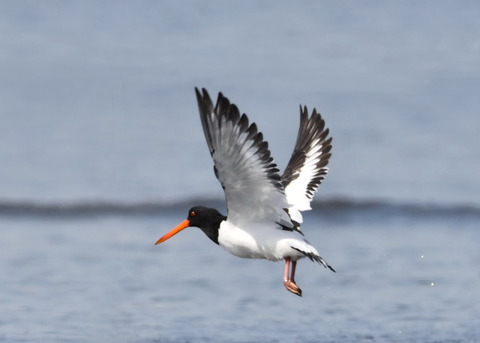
{"left": 154, "top": 219, "right": 190, "bottom": 245}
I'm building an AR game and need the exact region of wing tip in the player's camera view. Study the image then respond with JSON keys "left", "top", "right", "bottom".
{"left": 282, "top": 103, "right": 333, "bottom": 212}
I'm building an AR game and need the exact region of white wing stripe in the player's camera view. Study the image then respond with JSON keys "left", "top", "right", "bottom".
{"left": 283, "top": 107, "right": 332, "bottom": 224}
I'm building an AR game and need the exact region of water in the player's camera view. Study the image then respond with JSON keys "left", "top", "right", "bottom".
{"left": 1, "top": 205, "right": 479, "bottom": 342}
{"left": 1, "top": 1, "right": 480, "bottom": 342}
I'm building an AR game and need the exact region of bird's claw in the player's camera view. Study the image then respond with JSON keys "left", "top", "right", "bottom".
{"left": 284, "top": 279, "right": 302, "bottom": 297}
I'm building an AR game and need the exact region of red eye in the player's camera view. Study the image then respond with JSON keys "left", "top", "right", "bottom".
{"left": 190, "top": 211, "right": 196, "bottom": 217}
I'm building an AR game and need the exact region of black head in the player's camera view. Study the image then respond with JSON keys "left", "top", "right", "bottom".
{"left": 155, "top": 206, "right": 225, "bottom": 246}
{"left": 186, "top": 206, "right": 226, "bottom": 244}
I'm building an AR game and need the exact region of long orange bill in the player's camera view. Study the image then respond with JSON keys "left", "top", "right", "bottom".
{"left": 154, "top": 219, "right": 190, "bottom": 245}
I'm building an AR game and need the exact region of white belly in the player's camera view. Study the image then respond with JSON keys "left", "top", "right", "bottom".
{"left": 217, "top": 221, "right": 318, "bottom": 261}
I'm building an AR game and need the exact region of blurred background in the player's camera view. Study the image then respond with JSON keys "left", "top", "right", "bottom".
{"left": 1, "top": 1, "right": 478, "bottom": 206}
{"left": 1, "top": 2, "right": 479, "bottom": 343}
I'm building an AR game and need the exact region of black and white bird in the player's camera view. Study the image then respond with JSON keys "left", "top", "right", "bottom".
{"left": 155, "top": 88, "right": 335, "bottom": 296}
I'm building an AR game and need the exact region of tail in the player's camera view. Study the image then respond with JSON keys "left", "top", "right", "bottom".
{"left": 291, "top": 247, "right": 336, "bottom": 272}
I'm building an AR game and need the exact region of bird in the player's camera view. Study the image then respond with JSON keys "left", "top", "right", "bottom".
{"left": 155, "top": 88, "right": 335, "bottom": 296}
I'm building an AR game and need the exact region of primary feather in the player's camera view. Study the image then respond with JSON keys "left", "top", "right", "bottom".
{"left": 195, "top": 88, "right": 292, "bottom": 228}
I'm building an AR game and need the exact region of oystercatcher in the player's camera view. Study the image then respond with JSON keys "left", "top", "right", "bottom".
{"left": 155, "top": 88, "right": 335, "bottom": 296}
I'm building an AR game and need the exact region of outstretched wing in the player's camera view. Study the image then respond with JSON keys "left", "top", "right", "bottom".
{"left": 195, "top": 88, "right": 292, "bottom": 228}
{"left": 282, "top": 106, "right": 332, "bottom": 225}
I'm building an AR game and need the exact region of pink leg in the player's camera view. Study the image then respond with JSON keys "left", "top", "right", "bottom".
{"left": 283, "top": 258, "right": 302, "bottom": 296}
{"left": 291, "top": 260, "right": 297, "bottom": 282}
{"left": 284, "top": 258, "right": 291, "bottom": 282}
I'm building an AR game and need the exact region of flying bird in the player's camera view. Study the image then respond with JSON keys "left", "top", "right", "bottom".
{"left": 155, "top": 88, "right": 335, "bottom": 296}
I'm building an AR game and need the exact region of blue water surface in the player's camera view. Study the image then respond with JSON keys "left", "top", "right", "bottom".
{"left": 1, "top": 206, "right": 479, "bottom": 343}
